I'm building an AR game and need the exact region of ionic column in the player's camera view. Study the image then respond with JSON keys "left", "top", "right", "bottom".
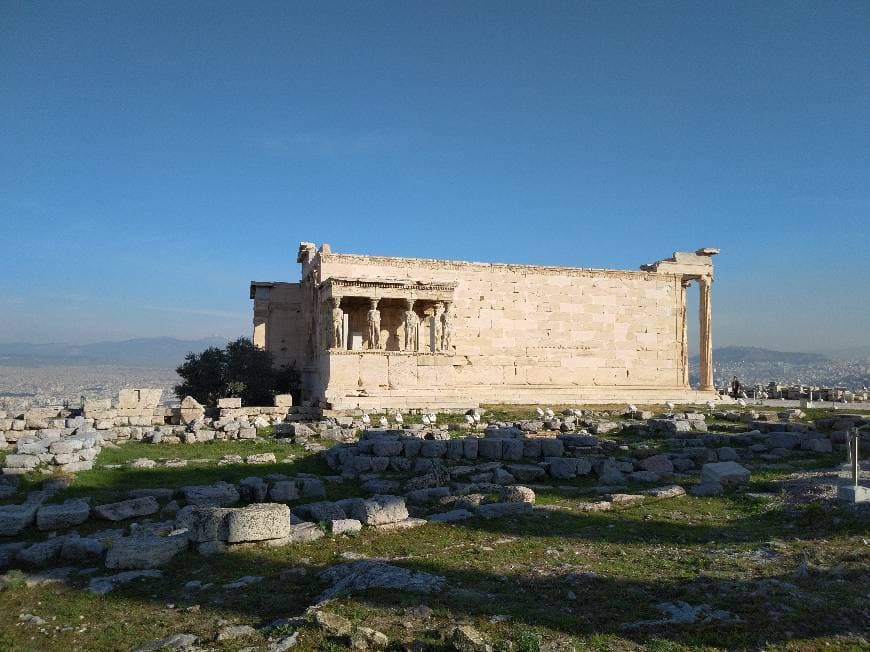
{"left": 698, "top": 275, "right": 714, "bottom": 391}
{"left": 680, "top": 281, "right": 690, "bottom": 386}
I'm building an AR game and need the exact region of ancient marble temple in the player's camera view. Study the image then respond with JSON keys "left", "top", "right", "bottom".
{"left": 250, "top": 242, "right": 719, "bottom": 411}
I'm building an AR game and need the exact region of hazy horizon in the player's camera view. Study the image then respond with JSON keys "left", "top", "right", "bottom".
{"left": 0, "top": 335, "right": 866, "bottom": 360}
{"left": 2, "top": 3, "right": 868, "bottom": 351}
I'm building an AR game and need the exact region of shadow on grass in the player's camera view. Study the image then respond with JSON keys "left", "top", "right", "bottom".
{"left": 7, "top": 495, "right": 868, "bottom": 649}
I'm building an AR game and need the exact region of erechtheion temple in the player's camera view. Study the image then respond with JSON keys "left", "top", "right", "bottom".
{"left": 250, "top": 243, "right": 719, "bottom": 411}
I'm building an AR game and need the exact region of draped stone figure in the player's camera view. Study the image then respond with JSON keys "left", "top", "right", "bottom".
{"left": 432, "top": 302, "right": 445, "bottom": 351}
{"left": 330, "top": 297, "right": 344, "bottom": 349}
{"left": 366, "top": 298, "right": 381, "bottom": 350}
{"left": 403, "top": 300, "right": 419, "bottom": 352}
{"left": 440, "top": 302, "right": 452, "bottom": 351}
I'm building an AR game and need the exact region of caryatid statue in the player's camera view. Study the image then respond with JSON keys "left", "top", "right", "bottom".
{"left": 403, "top": 299, "right": 419, "bottom": 352}
{"left": 440, "top": 302, "right": 452, "bottom": 351}
{"left": 366, "top": 298, "right": 381, "bottom": 350}
{"left": 433, "top": 302, "right": 445, "bottom": 351}
{"left": 330, "top": 297, "right": 344, "bottom": 349}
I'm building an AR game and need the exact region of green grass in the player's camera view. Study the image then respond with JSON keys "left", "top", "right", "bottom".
{"left": 5, "top": 430, "right": 356, "bottom": 508}
{"left": 0, "top": 408, "right": 867, "bottom": 651}
{"left": 2, "top": 474, "right": 866, "bottom": 651}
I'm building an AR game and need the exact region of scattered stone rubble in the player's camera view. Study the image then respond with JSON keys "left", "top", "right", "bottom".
{"left": 621, "top": 601, "right": 739, "bottom": 629}
{"left": 0, "top": 389, "right": 347, "bottom": 474}
{"left": 317, "top": 560, "right": 446, "bottom": 601}
{"left": 3, "top": 394, "right": 867, "bottom": 607}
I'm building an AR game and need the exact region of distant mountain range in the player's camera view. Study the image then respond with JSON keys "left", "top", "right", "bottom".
{"left": 0, "top": 340, "right": 863, "bottom": 373}
{"left": 688, "top": 346, "right": 870, "bottom": 389}
{"left": 690, "top": 346, "right": 831, "bottom": 365}
{"left": 0, "top": 337, "right": 231, "bottom": 367}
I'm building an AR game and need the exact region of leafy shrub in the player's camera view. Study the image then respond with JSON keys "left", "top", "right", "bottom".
{"left": 174, "top": 337, "right": 297, "bottom": 406}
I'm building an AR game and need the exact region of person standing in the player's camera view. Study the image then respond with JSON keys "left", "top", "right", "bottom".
{"left": 731, "top": 376, "right": 741, "bottom": 399}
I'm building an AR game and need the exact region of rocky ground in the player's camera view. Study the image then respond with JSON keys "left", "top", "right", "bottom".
{"left": 0, "top": 404, "right": 868, "bottom": 651}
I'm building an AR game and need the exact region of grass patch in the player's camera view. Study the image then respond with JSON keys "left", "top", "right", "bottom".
{"left": 0, "top": 408, "right": 867, "bottom": 650}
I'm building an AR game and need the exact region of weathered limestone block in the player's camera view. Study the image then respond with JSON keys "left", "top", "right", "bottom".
{"left": 478, "top": 438, "right": 503, "bottom": 460}
{"left": 49, "top": 440, "right": 82, "bottom": 455}
{"left": 501, "top": 439, "right": 523, "bottom": 461}
{"left": 105, "top": 534, "right": 188, "bottom": 569}
{"left": 403, "top": 439, "right": 423, "bottom": 457}
{"left": 370, "top": 456, "right": 390, "bottom": 472}
{"left": 347, "top": 495, "right": 409, "bottom": 526}
{"left": 641, "top": 484, "right": 687, "bottom": 499}
{"left": 389, "top": 456, "right": 412, "bottom": 472}
{"left": 351, "top": 455, "right": 373, "bottom": 473}
{"left": 446, "top": 439, "right": 465, "bottom": 459}
{"left": 269, "top": 480, "right": 300, "bottom": 502}
{"left": 18, "top": 537, "right": 66, "bottom": 565}
{"left": 463, "top": 438, "right": 478, "bottom": 460}
{"left": 296, "top": 501, "right": 348, "bottom": 523}
{"left": 287, "top": 522, "right": 325, "bottom": 543}
{"left": 179, "top": 396, "right": 205, "bottom": 425}
{"left": 766, "top": 433, "right": 801, "bottom": 450}
{"left": 547, "top": 457, "right": 592, "bottom": 479}
{"left": 94, "top": 497, "right": 159, "bottom": 521}
{"left": 522, "top": 439, "right": 542, "bottom": 458}
{"left": 3, "top": 454, "right": 40, "bottom": 470}
{"left": 217, "top": 397, "right": 242, "bottom": 409}
{"left": 502, "top": 485, "right": 536, "bottom": 503}
{"left": 372, "top": 440, "right": 403, "bottom": 457}
{"left": 0, "top": 502, "right": 40, "bottom": 536}
{"left": 540, "top": 439, "right": 564, "bottom": 457}
{"left": 406, "top": 487, "right": 451, "bottom": 504}
{"left": 429, "top": 509, "right": 473, "bottom": 522}
{"left": 491, "top": 468, "right": 516, "bottom": 484}
{"left": 245, "top": 453, "right": 276, "bottom": 464}
{"left": 505, "top": 464, "right": 546, "bottom": 482}
{"left": 239, "top": 477, "right": 268, "bottom": 502}
{"left": 421, "top": 440, "right": 447, "bottom": 458}
{"left": 187, "top": 507, "right": 233, "bottom": 542}
{"left": 330, "top": 518, "right": 362, "bottom": 535}
{"left": 180, "top": 482, "right": 240, "bottom": 507}
{"left": 700, "top": 461, "right": 750, "bottom": 487}
{"left": 299, "top": 478, "right": 326, "bottom": 498}
{"left": 274, "top": 394, "right": 293, "bottom": 408}
{"left": 801, "top": 438, "right": 833, "bottom": 453}
{"left": 36, "top": 500, "right": 90, "bottom": 530}
{"left": 477, "top": 502, "right": 533, "bottom": 518}
{"left": 596, "top": 458, "right": 625, "bottom": 484}
{"left": 225, "top": 503, "right": 290, "bottom": 543}
{"left": 592, "top": 421, "right": 621, "bottom": 435}
{"left": 638, "top": 454, "right": 674, "bottom": 475}
{"left": 83, "top": 399, "right": 112, "bottom": 415}
{"left": 61, "top": 534, "right": 107, "bottom": 560}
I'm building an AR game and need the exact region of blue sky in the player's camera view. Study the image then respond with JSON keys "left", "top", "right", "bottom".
{"left": 1, "top": 1, "right": 868, "bottom": 352}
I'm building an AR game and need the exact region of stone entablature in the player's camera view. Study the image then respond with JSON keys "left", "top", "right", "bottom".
{"left": 251, "top": 243, "right": 721, "bottom": 410}
{"left": 321, "top": 277, "right": 458, "bottom": 301}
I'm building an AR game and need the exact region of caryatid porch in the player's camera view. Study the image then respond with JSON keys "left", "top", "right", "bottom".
{"left": 318, "top": 277, "right": 457, "bottom": 355}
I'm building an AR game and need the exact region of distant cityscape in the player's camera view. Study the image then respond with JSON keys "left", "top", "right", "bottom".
{"left": 689, "top": 346, "right": 870, "bottom": 392}
{"left": 0, "top": 339, "right": 868, "bottom": 409}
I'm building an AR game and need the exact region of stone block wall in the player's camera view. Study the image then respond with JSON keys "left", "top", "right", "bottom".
{"left": 320, "top": 254, "right": 685, "bottom": 402}
{"left": 0, "top": 390, "right": 318, "bottom": 474}
{"left": 323, "top": 428, "right": 608, "bottom": 480}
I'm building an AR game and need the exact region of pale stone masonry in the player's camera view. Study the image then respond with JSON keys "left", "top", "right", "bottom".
{"left": 250, "top": 243, "right": 720, "bottom": 410}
